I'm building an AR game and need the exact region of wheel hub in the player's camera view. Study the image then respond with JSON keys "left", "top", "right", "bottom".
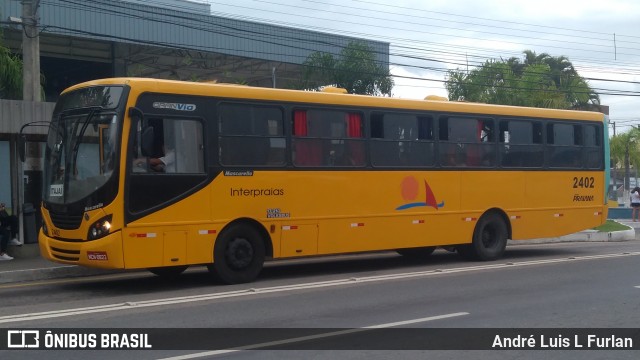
{"left": 226, "top": 238, "right": 254, "bottom": 269}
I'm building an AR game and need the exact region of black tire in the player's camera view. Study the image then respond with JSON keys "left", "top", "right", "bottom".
{"left": 396, "top": 246, "right": 436, "bottom": 259}
{"left": 148, "top": 265, "right": 188, "bottom": 278}
{"left": 457, "top": 212, "right": 508, "bottom": 261}
{"left": 208, "top": 224, "right": 265, "bottom": 284}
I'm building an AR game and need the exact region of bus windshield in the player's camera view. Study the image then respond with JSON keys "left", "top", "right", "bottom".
{"left": 43, "top": 86, "right": 124, "bottom": 205}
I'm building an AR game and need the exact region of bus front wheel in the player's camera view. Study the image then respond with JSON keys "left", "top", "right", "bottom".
{"left": 208, "top": 224, "right": 265, "bottom": 284}
{"left": 457, "top": 212, "right": 508, "bottom": 261}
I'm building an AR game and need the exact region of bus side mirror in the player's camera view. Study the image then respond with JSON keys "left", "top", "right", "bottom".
{"left": 128, "top": 107, "right": 144, "bottom": 119}
{"left": 141, "top": 127, "right": 154, "bottom": 157}
{"left": 18, "top": 135, "right": 26, "bottom": 162}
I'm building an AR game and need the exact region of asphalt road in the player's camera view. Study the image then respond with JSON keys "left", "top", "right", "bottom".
{"left": 1, "top": 240, "right": 639, "bottom": 360}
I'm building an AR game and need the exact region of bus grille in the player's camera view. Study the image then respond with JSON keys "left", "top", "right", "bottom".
{"left": 49, "top": 211, "right": 83, "bottom": 230}
{"left": 50, "top": 247, "right": 80, "bottom": 262}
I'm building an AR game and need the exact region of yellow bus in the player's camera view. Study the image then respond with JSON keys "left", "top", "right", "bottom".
{"left": 37, "top": 78, "right": 609, "bottom": 284}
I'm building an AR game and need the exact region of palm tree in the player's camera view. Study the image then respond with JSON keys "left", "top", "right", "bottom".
{"left": 505, "top": 56, "right": 525, "bottom": 77}
{"left": 544, "top": 55, "right": 576, "bottom": 84}
{"left": 519, "top": 50, "right": 600, "bottom": 110}
{"left": 522, "top": 50, "right": 551, "bottom": 67}
{"left": 299, "top": 41, "right": 393, "bottom": 96}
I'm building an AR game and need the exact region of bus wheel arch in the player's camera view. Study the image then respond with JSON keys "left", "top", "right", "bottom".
{"left": 457, "top": 209, "right": 510, "bottom": 261}
{"left": 208, "top": 218, "right": 271, "bottom": 284}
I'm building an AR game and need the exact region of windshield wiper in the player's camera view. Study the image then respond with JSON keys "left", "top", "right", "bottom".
{"left": 62, "top": 107, "right": 103, "bottom": 202}
{"left": 71, "top": 107, "right": 103, "bottom": 157}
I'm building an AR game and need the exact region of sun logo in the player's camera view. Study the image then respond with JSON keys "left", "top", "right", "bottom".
{"left": 396, "top": 176, "right": 445, "bottom": 211}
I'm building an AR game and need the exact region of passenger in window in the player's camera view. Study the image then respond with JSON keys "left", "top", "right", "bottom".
{"left": 148, "top": 145, "right": 175, "bottom": 173}
{"left": 133, "top": 145, "right": 175, "bottom": 173}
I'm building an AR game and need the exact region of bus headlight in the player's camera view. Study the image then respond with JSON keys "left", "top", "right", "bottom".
{"left": 42, "top": 221, "right": 49, "bottom": 236}
{"left": 87, "top": 215, "right": 113, "bottom": 240}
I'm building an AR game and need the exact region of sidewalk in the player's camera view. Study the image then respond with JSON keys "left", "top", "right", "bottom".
{"left": 1, "top": 220, "right": 638, "bottom": 285}
{"left": 509, "top": 218, "right": 639, "bottom": 244}
{"left": 1, "top": 244, "right": 122, "bottom": 284}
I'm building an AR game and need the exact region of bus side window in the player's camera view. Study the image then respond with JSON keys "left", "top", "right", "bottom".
{"left": 293, "top": 109, "right": 364, "bottom": 167}
{"left": 500, "top": 120, "right": 543, "bottom": 168}
{"left": 293, "top": 110, "right": 322, "bottom": 166}
{"left": 172, "top": 120, "right": 205, "bottom": 173}
{"left": 583, "top": 124, "right": 602, "bottom": 169}
{"left": 440, "top": 117, "right": 474, "bottom": 167}
{"left": 219, "top": 103, "right": 284, "bottom": 166}
{"left": 345, "top": 113, "right": 364, "bottom": 166}
{"left": 371, "top": 112, "right": 434, "bottom": 167}
{"left": 548, "top": 123, "right": 581, "bottom": 168}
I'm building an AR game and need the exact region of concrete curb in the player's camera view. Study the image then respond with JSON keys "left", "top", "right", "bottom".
{"left": 0, "top": 266, "right": 121, "bottom": 285}
{"left": 0, "top": 244, "right": 124, "bottom": 285}
{"left": 509, "top": 228, "right": 636, "bottom": 245}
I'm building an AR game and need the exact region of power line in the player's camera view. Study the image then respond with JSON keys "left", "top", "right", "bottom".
{"left": 352, "top": 0, "right": 640, "bottom": 40}
{"left": 12, "top": 0, "right": 640, "bottom": 100}
{"left": 46, "top": 0, "right": 640, "bottom": 75}
{"left": 46, "top": 0, "right": 640, "bottom": 77}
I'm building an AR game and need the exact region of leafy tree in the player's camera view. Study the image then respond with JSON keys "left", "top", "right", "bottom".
{"left": 0, "top": 23, "right": 23, "bottom": 99}
{"left": 298, "top": 41, "right": 393, "bottom": 96}
{"left": 446, "top": 50, "right": 599, "bottom": 110}
{"left": 610, "top": 129, "right": 640, "bottom": 195}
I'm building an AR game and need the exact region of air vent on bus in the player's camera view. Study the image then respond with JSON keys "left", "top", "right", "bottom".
{"left": 424, "top": 95, "right": 448, "bottom": 101}
{"left": 322, "top": 86, "right": 348, "bottom": 94}
{"left": 49, "top": 210, "right": 83, "bottom": 230}
{"left": 50, "top": 247, "right": 80, "bottom": 262}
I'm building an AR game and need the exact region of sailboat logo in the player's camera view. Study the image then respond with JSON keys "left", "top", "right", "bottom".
{"left": 396, "top": 176, "right": 445, "bottom": 210}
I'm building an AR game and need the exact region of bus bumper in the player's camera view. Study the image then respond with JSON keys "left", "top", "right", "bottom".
{"left": 38, "top": 229, "right": 125, "bottom": 269}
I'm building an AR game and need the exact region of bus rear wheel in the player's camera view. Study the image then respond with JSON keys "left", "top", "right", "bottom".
{"left": 457, "top": 213, "right": 508, "bottom": 261}
{"left": 148, "top": 265, "right": 188, "bottom": 278}
{"left": 208, "top": 224, "right": 265, "bottom": 284}
{"left": 396, "top": 246, "right": 436, "bottom": 259}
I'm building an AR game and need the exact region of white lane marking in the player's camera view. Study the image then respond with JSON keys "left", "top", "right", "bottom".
{"left": 157, "top": 312, "right": 470, "bottom": 360}
{"left": 635, "top": 286, "right": 640, "bottom": 289}
{"left": 1, "top": 251, "right": 639, "bottom": 324}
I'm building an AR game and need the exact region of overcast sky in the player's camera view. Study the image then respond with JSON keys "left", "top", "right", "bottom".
{"left": 202, "top": 0, "right": 639, "bottom": 132}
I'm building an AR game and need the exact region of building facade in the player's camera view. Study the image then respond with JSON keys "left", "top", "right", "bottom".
{"left": 0, "top": 0, "right": 390, "bottom": 241}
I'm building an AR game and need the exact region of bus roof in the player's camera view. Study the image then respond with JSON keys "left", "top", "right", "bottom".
{"left": 64, "top": 77, "right": 606, "bottom": 122}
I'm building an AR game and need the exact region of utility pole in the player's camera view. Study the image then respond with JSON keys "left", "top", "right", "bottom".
{"left": 611, "top": 121, "right": 616, "bottom": 136}
{"left": 272, "top": 67, "right": 276, "bottom": 88}
{"left": 22, "top": 0, "right": 41, "bottom": 102}
{"left": 18, "top": 0, "right": 41, "bottom": 245}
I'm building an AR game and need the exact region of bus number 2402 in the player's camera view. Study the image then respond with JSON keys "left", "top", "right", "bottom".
{"left": 573, "top": 176, "right": 595, "bottom": 189}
